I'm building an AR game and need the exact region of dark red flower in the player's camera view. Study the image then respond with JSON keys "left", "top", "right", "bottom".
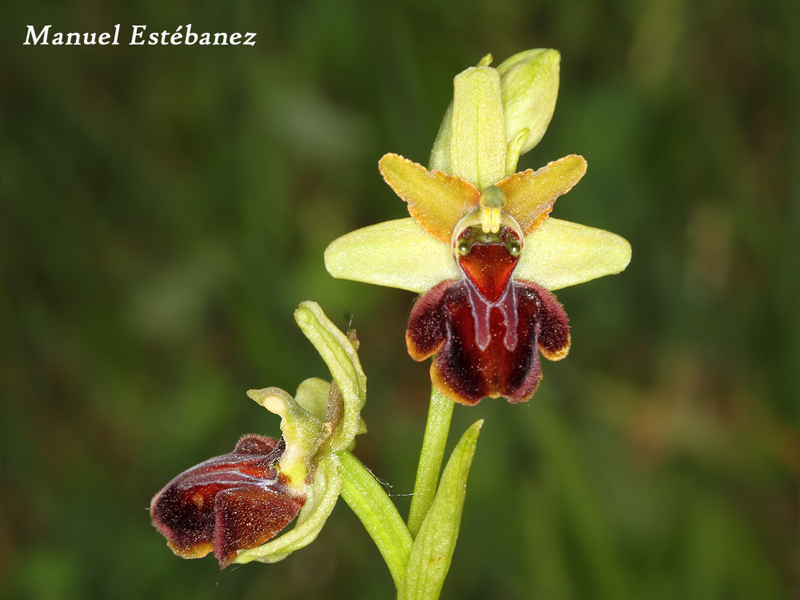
{"left": 150, "top": 434, "right": 306, "bottom": 568}
{"left": 406, "top": 223, "right": 570, "bottom": 405}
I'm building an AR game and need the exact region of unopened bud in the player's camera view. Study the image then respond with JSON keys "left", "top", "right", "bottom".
{"left": 497, "top": 49, "right": 560, "bottom": 167}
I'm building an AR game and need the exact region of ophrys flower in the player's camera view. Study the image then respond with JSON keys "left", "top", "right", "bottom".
{"left": 325, "top": 51, "right": 631, "bottom": 405}
{"left": 151, "top": 302, "right": 366, "bottom": 567}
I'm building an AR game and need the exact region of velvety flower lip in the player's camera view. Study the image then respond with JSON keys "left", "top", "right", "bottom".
{"left": 150, "top": 434, "right": 305, "bottom": 568}
{"left": 324, "top": 51, "right": 631, "bottom": 405}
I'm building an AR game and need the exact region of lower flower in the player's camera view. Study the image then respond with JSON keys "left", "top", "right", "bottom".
{"left": 150, "top": 434, "right": 306, "bottom": 568}
{"left": 149, "top": 302, "right": 367, "bottom": 569}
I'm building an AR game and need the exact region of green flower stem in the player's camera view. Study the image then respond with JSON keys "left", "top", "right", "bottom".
{"left": 407, "top": 386, "right": 455, "bottom": 537}
{"left": 339, "top": 450, "right": 414, "bottom": 588}
{"left": 399, "top": 420, "right": 483, "bottom": 600}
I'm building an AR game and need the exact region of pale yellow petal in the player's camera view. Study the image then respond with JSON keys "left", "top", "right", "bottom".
{"left": 379, "top": 153, "right": 479, "bottom": 244}
{"left": 497, "top": 154, "right": 587, "bottom": 235}
{"left": 324, "top": 218, "right": 458, "bottom": 294}
{"left": 516, "top": 218, "right": 631, "bottom": 290}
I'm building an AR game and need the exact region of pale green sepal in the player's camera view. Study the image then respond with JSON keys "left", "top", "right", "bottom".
{"left": 517, "top": 218, "right": 632, "bottom": 291}
{"left": 429, "top": 103, "right": 453, "bottom": 173}
{"left": 429, "top": 54, "right": 493, "bottom": 173}
{"left": 234, "top": 453, "right": 342, "bottom": 565}
{"left": 339, "top": 451, "right": 413, "bottom": 588}
{"left": 247, "top": 387, "right": 322, "bottom": 487}
{"left": 450, "top": 67, "right": 506, "bottom": 190}
{"left": 325, "top": 218, "right": 458, "bottom": 294}
{"left": 398, "top": 420, "right": 483, "bottom": 600}
{"left": 294, "top": 301, "right": 366, "bottom": 453}
{"left": 505, "top": 127, "right": 529, "bottom": 176}
{"left": 497, "top": 49, "right": 560, "bottom": 155}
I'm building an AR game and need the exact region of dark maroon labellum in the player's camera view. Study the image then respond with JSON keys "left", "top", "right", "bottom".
{"left": 150, "top": 434, "right": 306, "bottom": 568}
{"left": 407, "top": 225, "right": 570, "bottom": 405}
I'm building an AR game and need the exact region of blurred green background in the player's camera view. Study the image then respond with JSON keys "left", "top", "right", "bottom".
{"left": 2, "top": 0, "right": 797, "bottom": 598}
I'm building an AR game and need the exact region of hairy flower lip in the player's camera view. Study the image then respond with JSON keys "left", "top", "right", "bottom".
{"left": 406, "top": 276, "right": 571, "bottom": 405}
{"left": 149, "top": 434, "right": 306, "bottom": 569}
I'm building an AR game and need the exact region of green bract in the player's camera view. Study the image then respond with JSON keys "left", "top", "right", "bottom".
{"left": 399, "top": 420, "right": 483, "bottom": 600}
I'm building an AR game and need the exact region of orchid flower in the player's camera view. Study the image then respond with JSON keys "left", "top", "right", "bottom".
{"left": 325, "top": 50, "right": 631, "bottom": 405}
{"left": 151, "top": 302, "right": 366, "bottom": 568}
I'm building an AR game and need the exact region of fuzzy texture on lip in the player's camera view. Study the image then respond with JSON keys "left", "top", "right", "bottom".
{"left": 407, "top": 277, "right": 570, "bottom": 405}
{"left": 150, "top": 435, "right": 306, "bottom": 569}
{"left": 406, "top": 224, "right": 570, "bottom": 405}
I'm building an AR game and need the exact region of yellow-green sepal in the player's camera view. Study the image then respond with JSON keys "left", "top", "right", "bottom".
{"left": 516, "top": 218, "right": 632, "bottom": 290}
{"left": 449, "top": 67, "right": 507, "bottom": 190}
{"left": 325, "top": 218, "right": 457, "bottom": 294}
{"left": 429, "top": 63, "right": 507, "bottom": 189}
{"left": 294, "top": 302, "right": 366, "bottom": 453}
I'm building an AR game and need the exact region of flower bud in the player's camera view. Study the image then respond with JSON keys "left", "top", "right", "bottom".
{"left": 497, "top": 49, "right": 560, "bottom": 166}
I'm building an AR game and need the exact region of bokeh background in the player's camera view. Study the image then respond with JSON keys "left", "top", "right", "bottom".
{"left": 2, "top": 1, "right": 797, "bottom": 598}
